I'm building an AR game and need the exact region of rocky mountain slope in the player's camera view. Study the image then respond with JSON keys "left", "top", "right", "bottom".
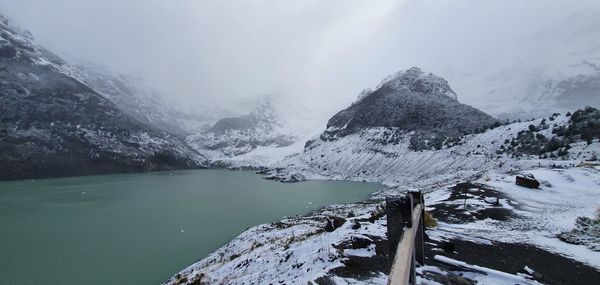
{"left": 0, "top": 15, "right": 206, "bottom": 180}
{"left": 186, "top": 96, "right": 300, "bottom": 167}
{"left": 165, "top": 69, "right": 600, "bottom": 285}
{"left": 70, "top": 63, "right": 220, "bottom": 134}
{"left": 267, "top": 69, "right": 599, "bottom": 186}
{"left": 321, "top": 67, "right": 499, "bottom": 151}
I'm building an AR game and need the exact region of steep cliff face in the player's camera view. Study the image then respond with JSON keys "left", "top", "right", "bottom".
{"left": 0, "top": 15, "right": 206, "bottom": 180}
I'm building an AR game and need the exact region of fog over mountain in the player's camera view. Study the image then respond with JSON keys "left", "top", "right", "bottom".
{"left": 1, "top": 0, "right": 599, "bottom": 122}
{"left": 3, "top": 2, "right": 600, "bottom": 284}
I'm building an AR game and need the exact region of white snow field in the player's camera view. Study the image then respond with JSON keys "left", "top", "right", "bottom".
{"left": 437, "top": 167, "right": 600, "bottom": 268}
{"left": 165, "top": 164, "right": 600, "bottom": 284}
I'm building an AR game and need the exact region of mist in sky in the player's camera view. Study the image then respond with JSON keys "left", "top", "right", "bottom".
{"left": 0, "top": 0, "right": 599, "bottom": 118}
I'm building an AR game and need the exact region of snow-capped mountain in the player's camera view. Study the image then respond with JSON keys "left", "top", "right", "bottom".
{"left": 0, "top": 15, "right": 206, "bottom": 180}
{"left": 165, "top": 69, "right": 600, "bottom": 285}
{"left": 67, "top": 63, "right": 220, "bottom": 134}
{"left": 449, "top": 8, "right": 600, "bottom": 120}
{"left": 321, "top": 67, "right": 498, "bottom": 150}
{"left": 186, "top": 96, "right": 300, "bottom": 167}
{"left": 268, "top": 69, "right": 599, "bottom": 185}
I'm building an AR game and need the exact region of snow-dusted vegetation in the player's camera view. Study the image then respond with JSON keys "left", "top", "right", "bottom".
{"left": 559, "top": 210, "right": 600, "bottom": 252}
{"left": 2, "top": 2, "right": 600, "bottom": 283}
{"left": 266, "top": 70, "right": 599, "bottom": 186}
{"left": 165, "top": 166, "right": 600, "bottom": 285}
{"left": 165, "top": 68, "right": 600, "bottom": 284}
{"left": 0, "top": 15, "right": 206, "bottom": 180}
{"left": 322, "top": 68, "right": 499, "bottom": 151}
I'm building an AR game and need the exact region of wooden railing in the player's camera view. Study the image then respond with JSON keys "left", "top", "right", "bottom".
{"left": 386, "top": 191, "right": 425, "bottom": 285}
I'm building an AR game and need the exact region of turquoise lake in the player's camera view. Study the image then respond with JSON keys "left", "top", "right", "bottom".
{"left": 0, "top": 169, "right": 379, "bottom": 285}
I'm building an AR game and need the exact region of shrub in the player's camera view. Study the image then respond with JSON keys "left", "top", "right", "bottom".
{"left": 424, "top": 211, "right": 438, "bottom": 228}
{"left": 557, "top": 208, "right": 600, "bottom": 251}
{"left": 557, "top": 148, "right": 569, "bottom": 157}
{"left": 528, "top": 124, "right": 538, "bottom": 132}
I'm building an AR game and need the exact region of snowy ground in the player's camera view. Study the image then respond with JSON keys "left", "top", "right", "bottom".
{"left": 428, "top": 167, "right": 600, "bottom": 269}
{"left": 268, "top": 113, "right": 594, "bottom": 187}
{"left": 163, "top": 202, "right": 391, "bottom": 284}
{"left": 195, "top": 138, "right": 309, "bottom": 169}
{"left": 416, "top": 261, "right": 543, "bottom": 285}
{"left": 165, "top": 165, "right": 600, "bottom": 285}
{"left": 165, "top": 113, "right": 600, "bottom": 284}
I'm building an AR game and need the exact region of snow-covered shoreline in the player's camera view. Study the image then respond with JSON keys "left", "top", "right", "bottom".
{"left": 164, "top": 161, "right": 600, "bottom": 285}
{"left": 161, "top": 96, "right": 600, "bottom": 283}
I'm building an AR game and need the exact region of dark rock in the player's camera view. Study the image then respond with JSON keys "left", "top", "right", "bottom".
{"left": 446, "top": 273, "right": 476, "bottom": 285}
{"left": 520, "top": 266, "right": 544, "bottom": 281}
{"left": 515, "top": 174, "right": 541, "bottom": 189}
{"left": 440, "top": 241, "right": 456, "bottom": 252}
{"left": 0, "top": 45, "right": 17, "bottom": 58}
{"left": 304, "top": 139, "right": 316, "bottom": 149}
{"left": 421, "top": 269, "right": 476, "bottom": 285}
{"left": 351, "top": 236, "right": 372, "bottom": 249}
{"left": 314, "top": 276, "right": 336, "bottom": 285}
{"left": 324, "top": 216, "right": 346, "bottom": 232}
{"left": 280, "top": 173, "right": 306, "bottom": 183}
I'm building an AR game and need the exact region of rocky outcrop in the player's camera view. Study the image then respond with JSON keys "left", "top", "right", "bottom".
{"left": 70, "top": 63, "right": 219, "bottom": 135}
{"left": 0, "top": 15, "right": 206, "bottom": 180}
{"left": 322, "top": 67, "right": 499, "bottom": 150}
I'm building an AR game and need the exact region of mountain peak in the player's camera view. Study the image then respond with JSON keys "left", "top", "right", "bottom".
{"left": 250, "top": 95, "right": 277, "bottom": 122}
{"left": 324, "top": 68, "right": 497, "bottom": 150}
{"left": 207, "top": 95, "right": 282, "bottom": 134}
{"left": 377, "top": 67, "right": 458, "bottom": 100}
{"left": 0, "top": 14, "right": 34, "bottom": 40}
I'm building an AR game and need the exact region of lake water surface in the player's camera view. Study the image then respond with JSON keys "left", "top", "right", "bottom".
{"left": 0, "top": 169, "right": 379, "bottom": 285}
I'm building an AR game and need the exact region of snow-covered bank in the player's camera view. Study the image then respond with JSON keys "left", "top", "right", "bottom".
{"left": 165, "top": 165, "right": 600, "bottom": 284}
{"left": 164, "top": 69, "right": 600, "bottom": 284}
{"left": 268, "top": 112, "right": 596, "bottom": 187}
{"left": 164, "top": 110, "right": 600, "bottom": 284}
{"left": 164, "top": 201, "right": 390, "bottom": 284}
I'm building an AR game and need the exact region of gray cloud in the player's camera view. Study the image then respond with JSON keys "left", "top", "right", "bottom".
{"left": 1, "top": 0, "right": 598, "bottom": 119}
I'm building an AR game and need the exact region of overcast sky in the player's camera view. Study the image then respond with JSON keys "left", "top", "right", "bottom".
{"left": 0, "top": 0, "right": 598, "bottom": 117}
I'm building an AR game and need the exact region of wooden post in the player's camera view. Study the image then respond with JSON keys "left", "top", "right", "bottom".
{"left": 386, "top": 195, "right": 412, "bottom": 262}
{"left": 387, "top": 193, "right": 427, "bottom": 285}
{"left": 388, "top": 203, "right": 424, "bottom": 285}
